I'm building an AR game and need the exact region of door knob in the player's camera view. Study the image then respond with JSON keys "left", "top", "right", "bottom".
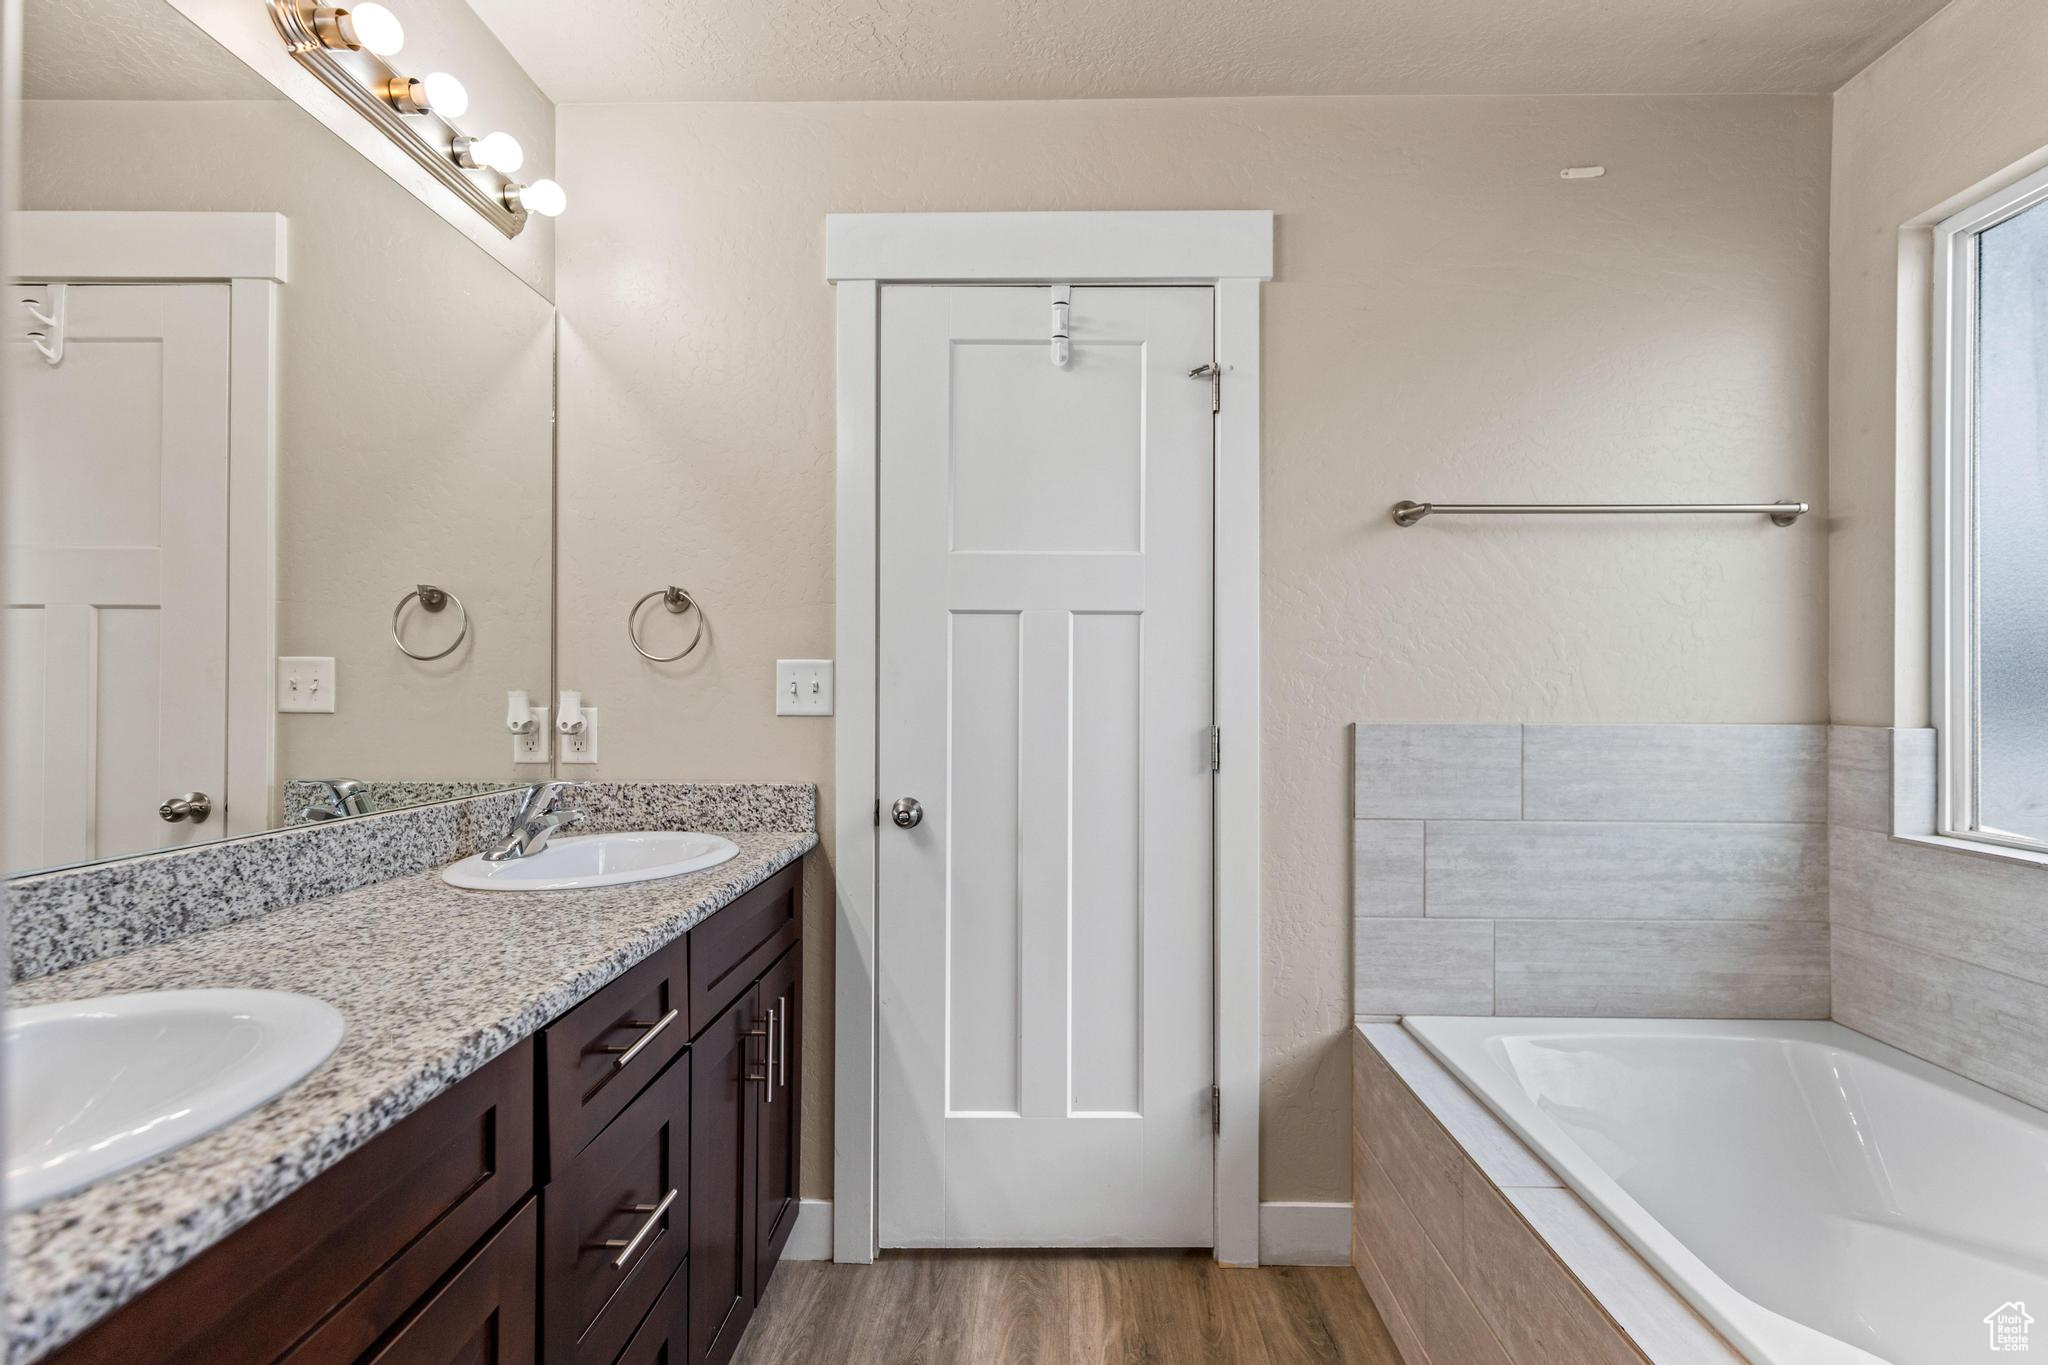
{"left": 159, "top": 792, "right": 214, "bottom": 824}
{"left": 891, "top": 797, "right": 923, "bottom": 829}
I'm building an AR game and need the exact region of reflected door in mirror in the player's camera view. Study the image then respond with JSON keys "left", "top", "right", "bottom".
{"left": 4, "top": 284, "right": 231, "bottom": 872}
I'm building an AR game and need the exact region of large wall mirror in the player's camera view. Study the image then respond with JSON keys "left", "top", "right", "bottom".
{"left": 4, "top": 0, "right": 556, "bottom": 875}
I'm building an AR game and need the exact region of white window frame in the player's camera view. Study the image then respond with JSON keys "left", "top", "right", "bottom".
{"left": 1931, "top": 163, "right": 2048, "bottom": 855}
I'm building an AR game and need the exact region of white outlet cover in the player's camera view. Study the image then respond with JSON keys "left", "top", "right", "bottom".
{"left": 776, "top": 659, "right": 835, "bottom": 716}
{"left": 512, "top": 706, "right": 550, "bottom": 764}
{"left": 561, "top": 706, "right": 599, "bottom": 764}
{"left": 277, "top": 657, "right": 336, "bottom": 713}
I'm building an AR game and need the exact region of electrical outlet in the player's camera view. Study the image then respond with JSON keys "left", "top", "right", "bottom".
{"left": 776, "top": 659, "right": 834, "bottom": 716}
{"left": 512, "top": 706, "right": 550, "bottom": 764}
{"left": 561, "top": 706, "right": 599, "bottom": 764}
{"left": 277, "top": 656, "right": 336, "bottom": 713}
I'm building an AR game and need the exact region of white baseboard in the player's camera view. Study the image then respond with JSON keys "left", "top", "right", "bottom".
{"left": 785, "top": 1198, "right": 835, "bottom": 1260}
{"left": 1258, "top": 1201, "right": 1353, "bottom": 1266}
{"left": 783, "top": 1198, "right": 1350, "bottom": 1266}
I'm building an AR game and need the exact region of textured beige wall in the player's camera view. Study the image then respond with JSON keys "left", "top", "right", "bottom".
{"left": 1828, "top": 0, "right": 2048, "bottom": 727}
{"left": 556, "top": 93, "right": 1831, "bottom": 1202}
{"left": 22, "top": 100, "right": 555, "bottom": 815}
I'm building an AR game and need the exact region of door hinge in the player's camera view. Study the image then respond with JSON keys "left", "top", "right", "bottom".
{"left": 1189, "top": 363, "right": 1221, "bottom": 413}
{"left": 1209, "top": 725, "right": 1222, "bottom": 772}
{"left": 873, "top": 798, "right": 881, "bottom": 828}
{"left": 1211, "top": 1084, "right": 1222, "bottom": 1134}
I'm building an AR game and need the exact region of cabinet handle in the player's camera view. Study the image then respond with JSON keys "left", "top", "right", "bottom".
{"left": 763, "top": 1006, "right": 777, "bottom": 1103}
{"left": 600, "top": 1008, "right": 678, "bottom": 1071}
{"left": 777, "top": 993, "right": 788, "bottom": 1092}
{"left": 746, "top": 1010, "right": 772, "bottom": 1095}
{"left": 603, "top": 1187, "right": 678, "bottom": 1270}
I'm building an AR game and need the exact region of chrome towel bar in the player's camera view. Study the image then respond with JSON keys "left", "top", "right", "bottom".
{"left": 1391, "top": 500, "right": 1809, "bottom": 528}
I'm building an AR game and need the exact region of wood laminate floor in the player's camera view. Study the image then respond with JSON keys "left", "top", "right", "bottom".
{"left": 732, "top": 1251, "right": 1402, "bottom": 1364}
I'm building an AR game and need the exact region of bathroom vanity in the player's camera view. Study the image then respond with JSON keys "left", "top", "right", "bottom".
{"left": 5, "top": 791, "right": 815, "bottom": 1365}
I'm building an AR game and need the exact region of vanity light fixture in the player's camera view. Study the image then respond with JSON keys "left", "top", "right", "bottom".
{"left": 269, "top": 0, "right": 563, "bottom": 236}
{"left": 506, "top": 179, "right": 567, "bottom": 218}
{"left": 455, "top": 131, "right": 524, "bottom": 175}
{"left": 312, "top": 2, "right": 403, "bottom": 56}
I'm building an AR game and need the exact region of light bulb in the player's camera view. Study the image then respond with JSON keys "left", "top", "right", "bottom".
{"left": 518, "top": 179, "right": 567, "bottom": 217}
{"left": 345, "top": 2, "right": 404, "bottom": 56}
{"left": 420, "top": 71, "right": 467, "bottom": 117}
{"left": 471, "top": 131, "right": 523, "bottom": 174}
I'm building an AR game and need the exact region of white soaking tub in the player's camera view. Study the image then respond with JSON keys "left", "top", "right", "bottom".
{"left": 1405, "top": 1017, "right": 2048, "bottom": 1365}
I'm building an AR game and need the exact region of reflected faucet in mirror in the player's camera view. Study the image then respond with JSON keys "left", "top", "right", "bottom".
{"left": 296, "top": 781, "right": 373, "bottom": 823}
{"left": 484, "top": 782, "right": 590, "bottom": 862}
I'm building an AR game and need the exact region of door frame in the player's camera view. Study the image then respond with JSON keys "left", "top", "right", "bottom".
{"left": 14, "top": 210, "right": 286, "bottom": 838}
{"left": 826, "top": 211, "right": 1272, "bottom": 1265}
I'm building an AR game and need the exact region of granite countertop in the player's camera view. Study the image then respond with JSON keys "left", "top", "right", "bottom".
{"left": 3, "top": 828, "right": 816, "bottom": 1364}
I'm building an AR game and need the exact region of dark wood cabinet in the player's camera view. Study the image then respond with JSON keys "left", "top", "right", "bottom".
{"left": 687, "top": 989, "right": 762, "bottom": 1365}
{"left": 754, "top": 949, "right": 801, "bottom": 1290}
{"left": 45, "top": 855, "right": 806, "bottom": 1365}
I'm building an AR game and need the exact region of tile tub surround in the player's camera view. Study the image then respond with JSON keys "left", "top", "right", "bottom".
{"left": 1353, "top": 724, "right": 1831, "bottom": 1018}
{"left": 1352, "top": 1024, "right": 1740, "bottom": 1364}
{"left": 8, "top": 782, "right": 816, "bottom": 984}
{"left": 1829, "top": 725, "right": 2048, "bottom": 1112}
{"left": 3, "top": 828, "right": 817, "bottom": 1365}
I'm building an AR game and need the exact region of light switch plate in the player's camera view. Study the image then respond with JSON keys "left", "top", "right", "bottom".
{"left": 512, "top": 706, "right": 550, "bottom": 764}
{"left": 277, "top": 656, "right": 336, "bottom": 713}
{"left": 776, "top": 659, "right": 834, "bottom": 716}
{"left": 561, "top": 707, "right": 599, "bottom": 764}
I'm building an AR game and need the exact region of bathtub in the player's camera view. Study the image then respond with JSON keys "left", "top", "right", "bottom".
{"left": 1404, "top": 1017, "right": 2048, "bottom": 1365}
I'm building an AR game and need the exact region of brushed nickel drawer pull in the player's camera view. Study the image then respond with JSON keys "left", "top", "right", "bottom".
{"left": 777, "top": 993, "right": 787, "bottom": 1091}
{"left": 603, "top": 1188, "right": 678, "bottom": 1270}
{"left": 600, "top": 1008, "right": 679, "bottom": 1071}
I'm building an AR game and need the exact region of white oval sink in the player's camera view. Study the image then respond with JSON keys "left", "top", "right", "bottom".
{"left": 4, "top": 989, "right": 344, "bottom": 1212}
{"left": 440, "top": 830, "right": 741, "bottom": 891}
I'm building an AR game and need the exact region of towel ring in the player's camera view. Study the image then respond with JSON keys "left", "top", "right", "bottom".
{"left": 392, "top": 584, "right": 469, "bottom": 661}
{"left": 629, "top": 586, "right": 705, "bottom": 663}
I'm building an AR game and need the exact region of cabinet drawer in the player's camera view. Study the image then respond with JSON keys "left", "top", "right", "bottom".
{"left": 543, "top": 937, "right": 690, "bottom": 1175}
{"left": 358, "top": 1197, "right": 538, "bottom": 1365}
{"left": 615, "top": 1261, "right": 689, "bottom": 1365}
{"left": 543, "top": 1050, "right": 690, "bottom": 1365}
{"left": 687, "top": 863, "right": 800, "bottom": 1030}
{"left": 49, "top": 1039, "right": 535, "bottom": 1365}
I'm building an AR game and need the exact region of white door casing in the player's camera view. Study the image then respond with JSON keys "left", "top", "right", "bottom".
{"left": 876, "top": 285, "right": 1216, "bottom": 1247}
{"left": 3, "top": 284, "right": 232, "bottom": 870}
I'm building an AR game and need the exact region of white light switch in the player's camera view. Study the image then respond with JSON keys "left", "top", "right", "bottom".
{"left": 776, "top": 659, "right": 834, "bottom": 716}
{"left": 278, "top": 656, "right": 336, "bottom": 713}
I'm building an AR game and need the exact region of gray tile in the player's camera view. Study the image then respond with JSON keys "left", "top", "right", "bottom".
{"left": 1355, "top": 724, "right": 1522, "bottom": 820}
{"left": 1834, "top": 926, "right": 2048, "bottom": 1112}
{"left": 1524, "top": 724, "right": 1825, "bottom": 823}
{"left": 1355, "top": 918, "right": 1494, "bottom": 1015}
{"left": 1360, "top": 1024, "right": 1558, "bottom": 1188}
{"left": 1830, "top": 825, "right": 2048, "bottom": 988}
{"left": 1425, "top": 821, "right": 1826, "bottom": 920}
{"left": 1891, "top": 728, "right": 1938, "bottom": 836}
{"left": 1354, "top": 820, "right": 1425, "bottom": 917}
{"left": 1826, "top": 725, "right": 1891, "bottom": 834}
{"left": 1494, "top": 920, "right": 1829, "bottom": 1017}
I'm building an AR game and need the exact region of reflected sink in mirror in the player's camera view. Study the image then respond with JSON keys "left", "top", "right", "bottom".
{"left": 441, "top": 831, "right": 741, "bottom": 891}
{"left": 4, "top": 990, "right": 346, "bottom": 1212}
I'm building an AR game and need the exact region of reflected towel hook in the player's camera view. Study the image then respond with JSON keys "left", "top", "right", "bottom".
{"left": 628, "top": 586, "right": 705, "bottom": 663}
{"left": 392, "top": 583, "right": 469, "bottom": 661}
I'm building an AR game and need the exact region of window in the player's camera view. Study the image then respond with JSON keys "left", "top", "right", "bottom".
{"left": 1935, "top": 169, "right": 2048, "bottom": 852}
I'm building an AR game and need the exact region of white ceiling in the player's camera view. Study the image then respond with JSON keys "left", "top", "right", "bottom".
{"left": 467, "top": 0, "right": 1951, "bottom": 104}
{"left": 24, "top": 0, "right": 279, "bottom": 100}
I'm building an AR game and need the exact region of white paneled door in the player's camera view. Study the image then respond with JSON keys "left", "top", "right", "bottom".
{"left": 877, "top": 285, "right": 1216, "bottom": 1247}
{"left": 3, "top": 284, "right": 231, "bottom": 871}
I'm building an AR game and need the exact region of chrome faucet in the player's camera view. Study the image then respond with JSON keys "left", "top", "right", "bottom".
{"left": 483, "top": 781, "right": 590, "bottom": 861}
{"left": 298, "top": 779, "right": 372, "bottom": 822}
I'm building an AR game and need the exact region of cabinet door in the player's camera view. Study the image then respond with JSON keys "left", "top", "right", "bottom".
{"left": 361, "top": 1197, "right": 537, "bottom": 1365}
{"left": 688, "top": 988, "right": 762, "bottom": 1365}
{"left": 754, "top": 948, "right": 800, "bottom": 1298}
